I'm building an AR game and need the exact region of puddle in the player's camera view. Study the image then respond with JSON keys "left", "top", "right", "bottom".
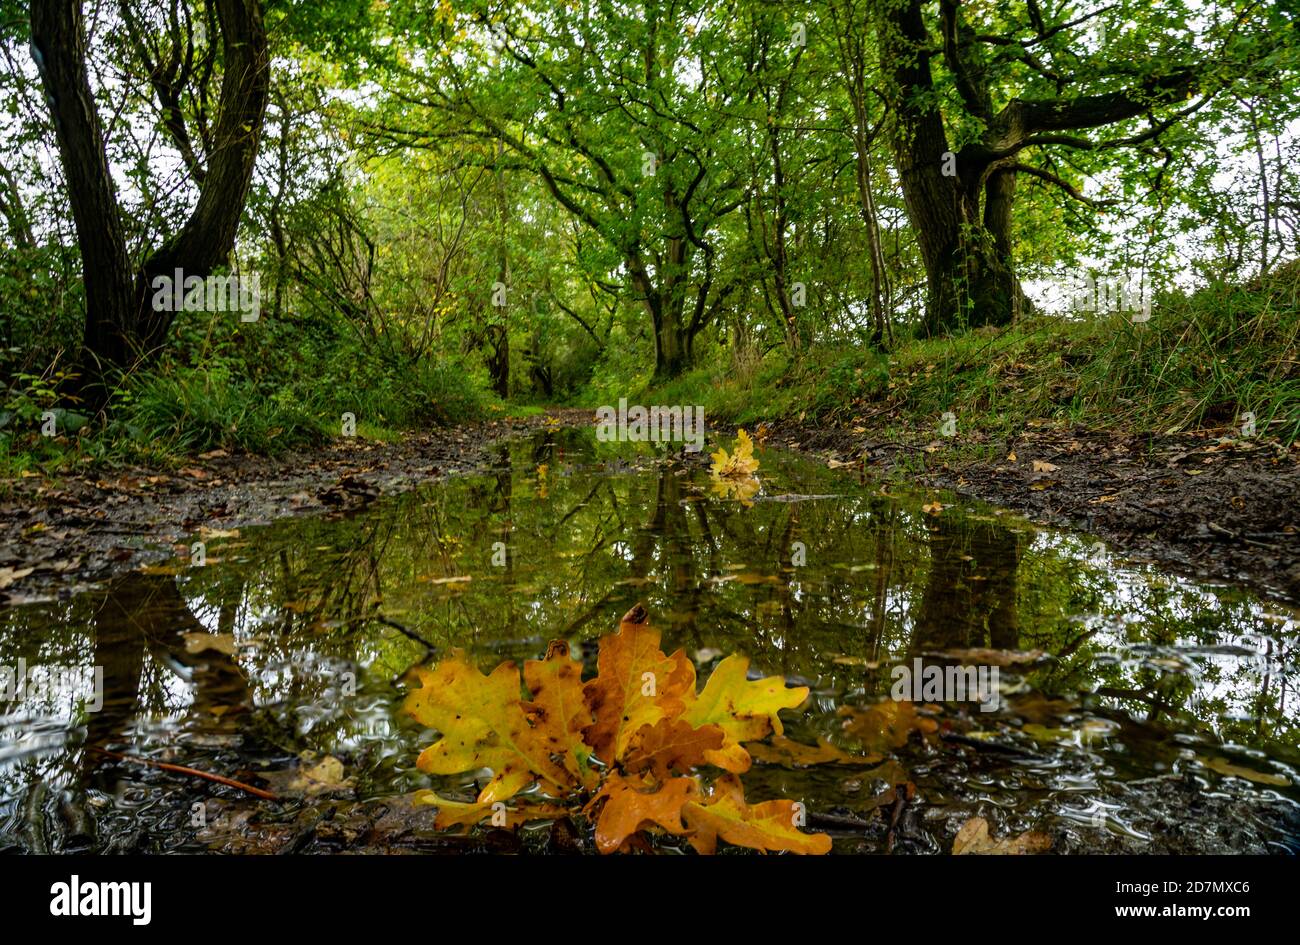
{"left": 2, "top": 428, "right": 1297, "bottom": 853}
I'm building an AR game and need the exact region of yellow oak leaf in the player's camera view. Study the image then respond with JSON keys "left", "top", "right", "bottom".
{"left": 682, "top": 655, "right": 809, "bottom": 772}
{"left": 416, "top": 792, "right": 570, "bottom": 832}
{"left": 587, "top": 772, "right": 699, "bottom": 854}
{"left": 710, "top": 428, "right": 760, "bottom": 479}
{"left": 683, "top": 775, "right": 831, "bottom": 855}
{"left": 624, "top": 718, "right": 726, "bottom": 779}
{"left": 404, "top": 651, "right": 576, "bottom": 804}
{"left": 582, "top": 605, "right": 695, "bottom": 764}
{"left": 522, "top": 639, "right": 596, "bottom": 786}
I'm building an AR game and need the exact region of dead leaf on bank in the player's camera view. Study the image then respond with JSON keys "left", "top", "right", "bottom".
{"left": 952, "top": 816, "right": 1051, "bottom": 855}
{"left": 827, "top": 457, "right": 856, "bottom": 469}
{"left": 1031, "top": 460, "right": 1059, "bottom": 473}
{"left": 1007, "top": 451, "right": 1017, "bottom": 462}
{"left": 199, "top": 527, "right": 240, "bottom": 540}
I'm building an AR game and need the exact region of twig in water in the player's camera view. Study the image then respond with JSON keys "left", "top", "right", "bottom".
{"left": 89, "top": 747, "right": 278, "bottom": 800}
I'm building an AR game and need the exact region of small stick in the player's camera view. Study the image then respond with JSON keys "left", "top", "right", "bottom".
{"left": 89, "top": 747, "right": 278, "bottom": 801}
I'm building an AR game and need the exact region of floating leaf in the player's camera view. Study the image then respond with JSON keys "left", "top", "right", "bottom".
{"left": 745, "top": 734, "right": 881, "bottom": 768}
{"left": 839, "top": 701, "right": 938, "bottom": 753}
{"left": 710, "top": 429, "right": 760, "bottom": 479}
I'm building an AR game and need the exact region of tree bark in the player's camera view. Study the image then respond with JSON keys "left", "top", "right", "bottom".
{"left": 31, "top": 0, "right": 268, "bottom": 388}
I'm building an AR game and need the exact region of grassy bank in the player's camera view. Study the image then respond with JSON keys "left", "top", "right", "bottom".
{"left": 643, "top": 267, "right": 1300, "bottom": 446}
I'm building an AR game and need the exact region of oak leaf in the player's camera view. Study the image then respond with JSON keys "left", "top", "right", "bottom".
{"left": 952, "top": 816, "right": 1051, "bottom": 855}
{"left": 682, "top": 654, "right": 809, "bottom": 772}
{"left": 710, "top": 428, "right": 760, "bottom": 479}
{"left": 587, "top": 772, "right": 699, "bottom": 854}
{"left": 404, "top": 652, "right": 575, "bottom": 803}
{"left": 624, "top": 718, "right": 726, "bottom": 779}
{"left": 582, "top": 604, "right": 695, "bottom": 764}
{"left": 683, "top": 775, "right": 832, "bottom": 856}
{"left": 522, "top": 639, "right": 596, "bottom": 786}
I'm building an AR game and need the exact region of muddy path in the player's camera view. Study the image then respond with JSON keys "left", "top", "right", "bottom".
{"left": 0, "top": 409, "right": 591, "bottom": 604}
{"left": 2, "top": 408, "right": 1298, "bottom": 606}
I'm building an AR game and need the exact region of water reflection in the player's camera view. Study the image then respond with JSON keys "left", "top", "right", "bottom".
{"left": 1, "top": 427, "right": 1297, "bottom": 853}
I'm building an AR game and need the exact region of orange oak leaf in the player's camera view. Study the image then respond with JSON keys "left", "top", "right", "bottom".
{"left": 682, "top": 774, "right": 831, "bottom": 855}
{"left": 624, "top": 718, "right": 726, "bottom": 779}
{"left": 587, "top": 771, "right": 699, "bottom": 854}
{"left": 582, "top": 604, "right": 695, "bottom": 764}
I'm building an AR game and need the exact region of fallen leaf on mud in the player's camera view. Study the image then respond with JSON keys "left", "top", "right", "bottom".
{"left": 1031, "top": 460, "right": 1059, "bottom": 473}
{"left": 921, "top": 501, "right": 945, "bottom": 515}
{"left": 827, "top": 457, "right": 856, "bottom": 469}
{"left": 261, "top": 755, "right": 355, "bottom": 797}
{"left": 1007, "top": 451, "right": 1017, "bottom": 462}
{"left": 952, "top": 816, "right": 1051, "bottom": 855}
{"left": 198, "top": 527, "right": 240, "bottom": 539}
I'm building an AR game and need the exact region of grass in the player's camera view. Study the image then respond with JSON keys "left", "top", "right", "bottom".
{"left": 641, "top": 265, "right": 1300, "bottom": 446}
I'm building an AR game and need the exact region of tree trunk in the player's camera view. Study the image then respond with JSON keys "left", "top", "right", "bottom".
{"left": 31, "top": 0, "right": 268, "bottom": 390}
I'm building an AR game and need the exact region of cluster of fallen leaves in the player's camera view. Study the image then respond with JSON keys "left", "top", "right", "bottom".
{"left": 403, "top": 604, "right": 831, "bottom": 854}
{"left": 709, "top": 429, "right": 762, "bottom": 504}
